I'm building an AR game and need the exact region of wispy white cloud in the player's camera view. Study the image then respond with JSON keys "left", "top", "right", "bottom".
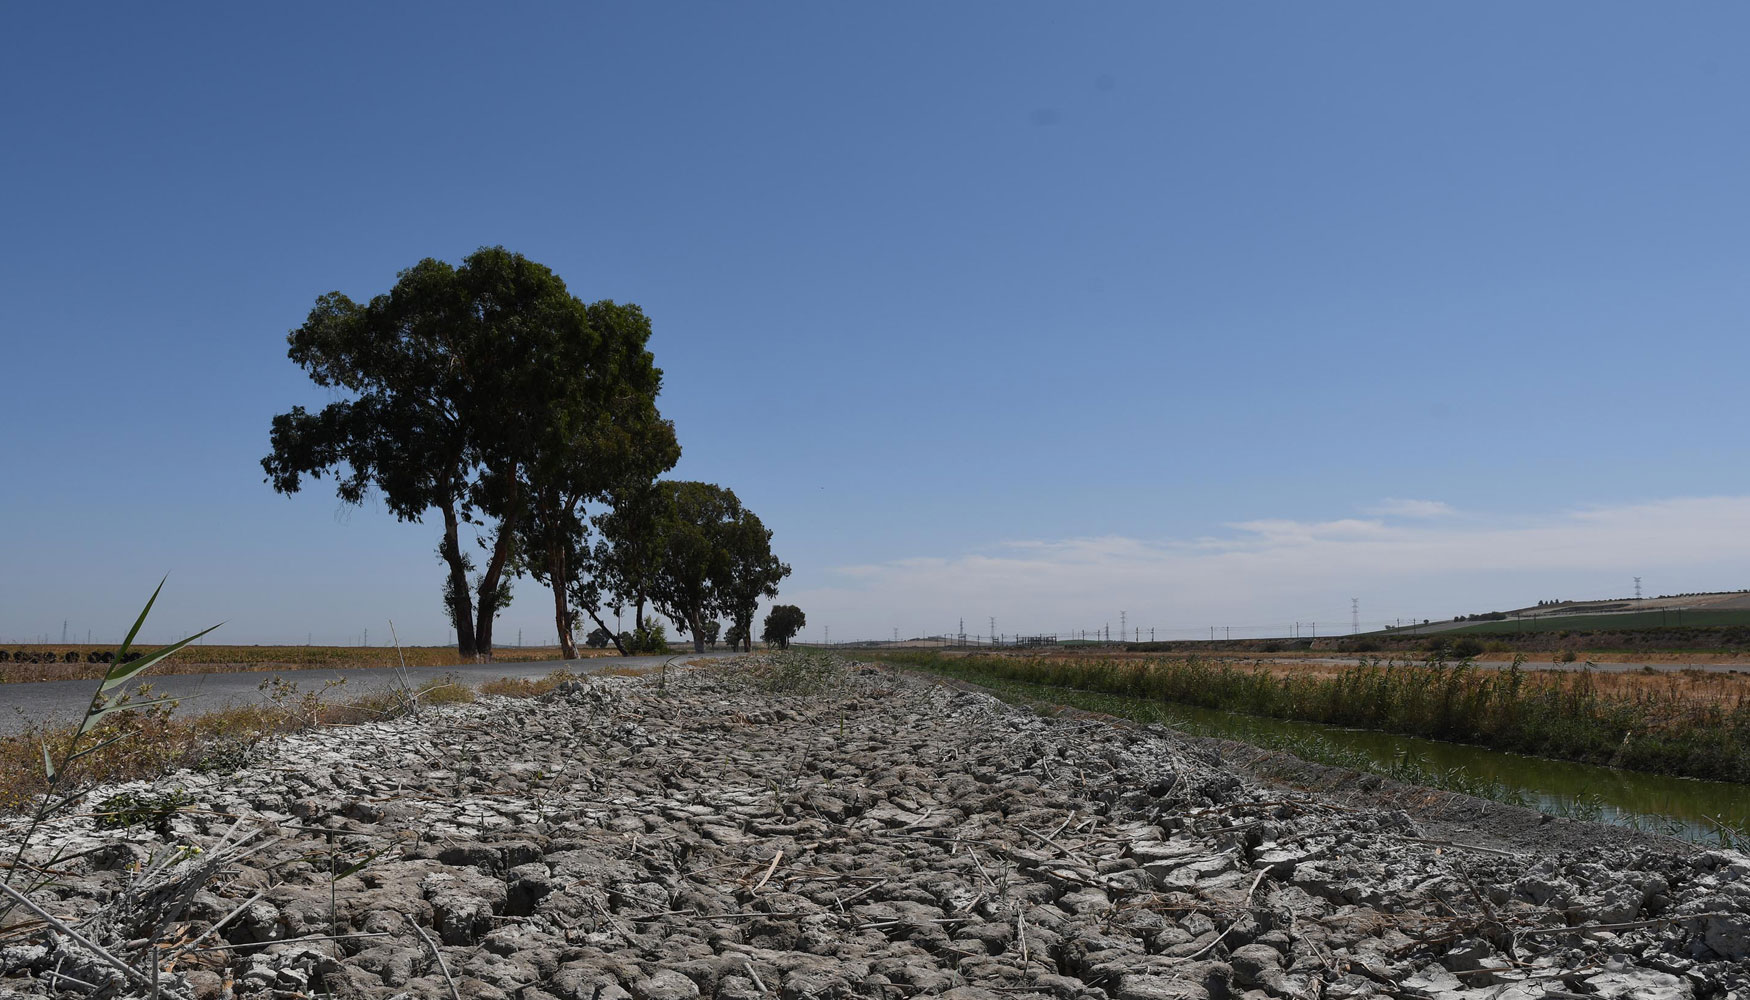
{"left": 1363, "top": 498, "right": 1457, "bottom": 518}
{"left": 781, "top": 496, "right": 1750, "bottom": 639}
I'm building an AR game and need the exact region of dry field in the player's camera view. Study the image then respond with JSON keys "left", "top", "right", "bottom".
{"left": 0, "top": 643, "right": 614, "bottom": 684}
{"left": 1251, "top": 655, "right": 1750, "bottom": 709}
{"left": 1026, "top": 649, "right": 1750, "bottom": 707}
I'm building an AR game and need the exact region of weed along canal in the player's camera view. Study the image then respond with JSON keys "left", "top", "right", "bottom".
{"left": 1079, "top": 692, "right": 1747, "bottom": 842}
{"left": 884, "top": 653, "right": 1750, "bottom": 845}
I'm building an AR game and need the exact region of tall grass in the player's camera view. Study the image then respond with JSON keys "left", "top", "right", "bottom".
{"left": 882, "top": 651, "right": 1750, "bottom": 784}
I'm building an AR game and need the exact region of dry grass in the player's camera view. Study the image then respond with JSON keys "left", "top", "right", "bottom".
{"left": 1246, "top": 657, "right": 1750, "bottom": 709}
{"left": 886, "top": 651, "right": 1750, "bottom": 783}
{"left": 0, "top": 644, "right": 614, "bottom": 684}
{"left": 477, "top": 669, "right": 583, "bottom": 697}
{"left": 960, "top": 651, "right": 1750, "bottom": 711}
{"left": 0, "top": 676, "right": 475, "bottom": 815}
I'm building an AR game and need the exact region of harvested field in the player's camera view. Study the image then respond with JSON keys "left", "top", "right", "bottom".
{"left": 2, "top": 655, "right": 1747, "bottom": 999}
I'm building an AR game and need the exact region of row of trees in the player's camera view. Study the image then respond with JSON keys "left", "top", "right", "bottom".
{"left": 262, "top": 247, "right": 789, "bottom": 659}
{"left": 580, "top": 603, "right": 806, "bottom": 652}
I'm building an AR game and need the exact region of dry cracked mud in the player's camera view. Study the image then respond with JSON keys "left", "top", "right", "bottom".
{"left": 2, "top": 656, "right": 1747, "bottom": 1000}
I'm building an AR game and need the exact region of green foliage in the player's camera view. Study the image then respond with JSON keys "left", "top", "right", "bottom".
{"left": 762, "top": 605, "right": 807, "bottom": 650}
{"left": 2, "top": 581, "right": 217, "bottom": 928}
{"left": 264, "top": 247, "right": 676, "bottom": 660}
{"left": 724, "top": 621, "right": 748, "bottom": 650}
{"left": 745, "top": 650, "right": 848, "bottom": 694}
{"left": 626, "top": 481, "right": 789, "bottom": 653}
{"left": 1423, "top": 636, "right": 1485, "bottom": 659}
{"left": 94, "top": 789, "right": 191, "bottom": 836}
{"left": 619, "top": 622, "right": 669, "bottom": 654}
{"left": 584, "top": 627, "right": 612, "bottom": 649}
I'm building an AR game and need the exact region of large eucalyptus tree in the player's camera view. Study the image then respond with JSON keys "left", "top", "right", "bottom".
{"left": 262, "top": 247, "right": 675, "bottom": 660}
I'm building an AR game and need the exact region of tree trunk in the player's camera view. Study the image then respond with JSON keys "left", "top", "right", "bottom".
{"left": 474, "top": 515, "right": 516, "bottom": 663}
{"left": 691, "top": 614, "right": 706, "bottom": 654}
{"left": 548, "top": 547, "right": 576, "bottom": 660}
{"left": 583, "top": 604, "right": 629, "bottom": 656}
{"left": 635, "top": 596, "right": 645, "bottom": 632}
{"left": 440, "top": 503, "right": 477, "bottom": 657}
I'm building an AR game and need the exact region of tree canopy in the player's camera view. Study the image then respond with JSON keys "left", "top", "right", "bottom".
{"left": 262, "top": 247, "right": 676, "bottom": 660}
{"left": 596, "top": 481, "right": 791, "bottom": 654}
{"left": 762, "top": 605, "right": 806, "bottom": 649}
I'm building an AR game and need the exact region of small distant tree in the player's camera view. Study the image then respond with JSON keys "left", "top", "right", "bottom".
{"left": 577, "top": 481, "right": 675, "bottom": 655}
{"left": 584, "top": 627, "right": 612, "bottom": 649}
{"left": 762, "top": 605, "right": 806, "bottom": 650}
{"left": 724, "top": 621, "right": 747, "bottom": 650}
{"left": 701, "top": 620, "right": 722, "bottom": 650}
{"left": 718, "top": 506, "right": 789, "bottom": 653}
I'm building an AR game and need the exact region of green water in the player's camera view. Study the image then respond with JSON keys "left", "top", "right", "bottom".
{"left": 944, "top": 673, "right": 1750, "bottom": 846}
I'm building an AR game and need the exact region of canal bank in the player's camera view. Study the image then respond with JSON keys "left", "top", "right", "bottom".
{"left": 885, "top": 658, "right": 1750, "bottom": 847}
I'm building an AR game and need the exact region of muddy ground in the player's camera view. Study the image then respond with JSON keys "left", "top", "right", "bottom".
{"left": 2, "top": 656, "right": 1746, "bottom": 1000}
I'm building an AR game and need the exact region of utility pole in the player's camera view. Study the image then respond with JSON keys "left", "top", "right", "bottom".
{"left": 1634, "top": 576, "right": 1643, "bottom": 600}
{"left": 1351, "top": 598, "right": 1359, "bottom": 635}
{"left": 518, "top": 628, "right": 523, "bottom": 647}
{"left": 61, "top": 620, "right": 68, "bottom": 645}
{"left": 363, "top": 627, "right": 368, "bottom": 647}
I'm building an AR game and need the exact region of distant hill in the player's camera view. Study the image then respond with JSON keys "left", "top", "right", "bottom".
{"left": 1392, "top": 590, "right": 1750, "bottom": 636}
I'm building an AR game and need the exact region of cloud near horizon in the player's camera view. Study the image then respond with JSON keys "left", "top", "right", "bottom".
{"left": 1361, "top": 498, "right": 1458, "bottom": 518}
{"left": 783, "top": 496, "right": 1750, "bottom": 640}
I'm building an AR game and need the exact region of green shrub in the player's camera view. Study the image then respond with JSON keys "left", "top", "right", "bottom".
{"left": 619, "top": 622, "right": 669, "bottom": 654}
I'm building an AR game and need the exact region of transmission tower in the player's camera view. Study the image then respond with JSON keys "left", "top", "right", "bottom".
{"left": 1120, "top": 611, "right": 1126, "bottom": 642}
{"left": 1634, "top": 577, "right": 1642, "bottom": 600}
{"left": 1351, "top": 598, "right": 1359, "bottom": 635}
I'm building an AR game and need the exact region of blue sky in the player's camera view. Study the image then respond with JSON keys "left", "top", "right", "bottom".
{"left": 4, "top": 4, "right": 1749, "bottom": 646}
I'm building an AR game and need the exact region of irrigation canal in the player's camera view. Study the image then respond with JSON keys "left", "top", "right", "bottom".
{"left": 0, "top": 651, "right": 735, "bottom": 736}
{"left": 925, "top": 674, "right": 1750, "bottom": 846}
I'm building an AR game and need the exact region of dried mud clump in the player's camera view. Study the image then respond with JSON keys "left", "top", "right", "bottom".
{"left": 2, "top": 655, "right": 1747, "bottom": 1000}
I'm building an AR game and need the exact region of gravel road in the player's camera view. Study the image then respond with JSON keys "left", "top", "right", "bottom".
{"left": 2, "top": 655, "right": 1744, "bottom": 999}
